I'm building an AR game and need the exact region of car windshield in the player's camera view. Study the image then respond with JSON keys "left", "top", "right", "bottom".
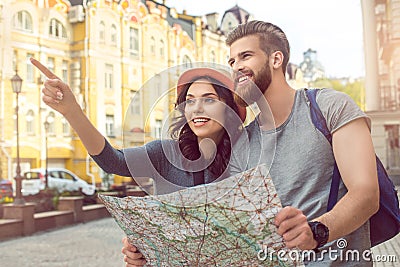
{"left": 24, "top": 172, "right": 41, "bottom": 179}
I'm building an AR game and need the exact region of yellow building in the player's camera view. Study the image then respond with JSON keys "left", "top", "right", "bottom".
{"left": 0, "top": 0, "right": 74, "bottom": 181}
{"left": 0, "top": 0, "right": 249, "bottom": 186}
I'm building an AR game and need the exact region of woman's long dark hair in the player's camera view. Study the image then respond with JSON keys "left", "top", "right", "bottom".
{"left": 170, "top": 75, "right": 243, "bottom": 178}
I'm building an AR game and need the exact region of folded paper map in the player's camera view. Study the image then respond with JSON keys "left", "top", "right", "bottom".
{"left": 99, "top": 164, "right": 302, "bottom": 266}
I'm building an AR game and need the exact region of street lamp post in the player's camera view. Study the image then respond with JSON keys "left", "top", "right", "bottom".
{"left": 11, "top": 71, "right": 25, "bottom": 205}
{"left": 44, "top": 120, "right": 50, "bottom": 189}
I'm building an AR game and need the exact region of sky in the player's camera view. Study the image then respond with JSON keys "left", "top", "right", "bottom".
{"left": 165, "top": 0, "right": 365, "bottom": 79}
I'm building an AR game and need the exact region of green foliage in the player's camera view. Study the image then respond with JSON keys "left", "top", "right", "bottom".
{"left": 310, "top": 78, "right": 365, "bottom": 110}
{"left": 0, "top": 196, "right": 14, "bottom": 204}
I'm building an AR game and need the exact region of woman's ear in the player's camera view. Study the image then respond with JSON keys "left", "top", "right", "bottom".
{"left": 271, "top": 51, "right": 284, "bottom": 69}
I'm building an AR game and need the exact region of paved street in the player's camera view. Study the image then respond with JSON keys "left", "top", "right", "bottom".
{"left": 373, "top": 235, "right": 400, "bottom": 267}
{"left": 0, "top": 216, "right": 399, "bottom": 267}
{"left": 0, "top": 218, "right": 126, "bottom": 267}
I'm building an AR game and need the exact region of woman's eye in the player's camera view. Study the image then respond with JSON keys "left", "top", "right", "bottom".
{"left": 186, "top": 99, "right": 195, "bottom": 105}
{"left": 204, "top": 98, "right": 216, "bottom": 104}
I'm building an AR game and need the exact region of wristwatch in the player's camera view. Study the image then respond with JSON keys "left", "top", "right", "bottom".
{"left": 308, "top": 221, "right": 329, "bottom": 250}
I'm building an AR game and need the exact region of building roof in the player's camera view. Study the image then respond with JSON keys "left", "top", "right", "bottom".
{"left": 221, "top": 4, "right": 251, "bottom": 25}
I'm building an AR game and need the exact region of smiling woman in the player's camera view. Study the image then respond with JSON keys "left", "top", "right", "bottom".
{"left": 31, "top": 58, "right": 246, "bottom": 195}
{"left": 170, "top": 68, "right": 246, "bottom": 181}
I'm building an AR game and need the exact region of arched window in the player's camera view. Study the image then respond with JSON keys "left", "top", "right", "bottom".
{"left": 111, "top": 24, "right": 117, "bottom": 45}
{"left": 13, "top": 11, "right": 33, "bottom": 32}
{"left": 49, "top": 19, "right": 67, "bottom": 39}
{"left": 210, "top": 50, "right": 216, "bottom": 64}
{"left": 183, "top": 55, "right": 192, "bottom": 69}
{"left": 99, "top": 21, "right": 105, "bottom": 42}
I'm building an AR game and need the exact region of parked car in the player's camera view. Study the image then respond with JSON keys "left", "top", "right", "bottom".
{"left": 0, "top": 179, "right": 13, "bottom": 199}
{"left": 22, "top": 168, "right": 95, "bottom": 196}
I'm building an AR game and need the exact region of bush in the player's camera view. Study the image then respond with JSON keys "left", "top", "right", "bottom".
{"left": 24, "top": 188, "right": 59, "bottom": 213}
{"left": 0, "top": 196, "right": 14, "bottom": 204}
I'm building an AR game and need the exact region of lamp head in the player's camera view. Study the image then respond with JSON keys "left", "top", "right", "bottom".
{"left": 11, "top": 72, "right": 23, "bottom": 94}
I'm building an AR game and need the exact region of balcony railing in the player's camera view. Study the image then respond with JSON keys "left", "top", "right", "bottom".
{"left": 380, "top": 85, "right": 400, "bottom": 111}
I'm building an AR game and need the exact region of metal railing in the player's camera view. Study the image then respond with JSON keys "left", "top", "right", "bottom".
{"left": 379, "top": 85, "right": 400, "bottom": 111}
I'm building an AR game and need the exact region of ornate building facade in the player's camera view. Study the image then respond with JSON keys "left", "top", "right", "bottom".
{"left": 361, "top": 0, "right": 400, "bottom": 180}
{"left": 0, "top": 0, "right": 256, "bottom": 185}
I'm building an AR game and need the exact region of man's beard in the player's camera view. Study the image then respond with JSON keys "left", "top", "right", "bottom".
{"left": 234, "top": 64, "right": 272, "bottom": 107}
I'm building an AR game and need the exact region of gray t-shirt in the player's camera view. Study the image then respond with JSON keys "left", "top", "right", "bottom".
{"left": 230, "top": 88, "right": 372, "bottom": 266}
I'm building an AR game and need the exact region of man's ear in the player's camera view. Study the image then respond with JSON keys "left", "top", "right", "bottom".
{"left": 271, "top": 51, "right": 284, "bottom": 69}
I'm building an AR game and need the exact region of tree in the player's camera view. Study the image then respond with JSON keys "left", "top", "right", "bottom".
{"left": 310, "top": 78, "right": 365, "bottom": 110}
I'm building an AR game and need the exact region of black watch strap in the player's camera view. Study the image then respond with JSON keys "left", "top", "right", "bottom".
{"left": 308, "top": 221, "right": 329, "bottom": 250}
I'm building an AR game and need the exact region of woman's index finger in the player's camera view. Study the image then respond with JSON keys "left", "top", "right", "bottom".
{"left": 30, "top": 58, "right": 60, "bottom": 80}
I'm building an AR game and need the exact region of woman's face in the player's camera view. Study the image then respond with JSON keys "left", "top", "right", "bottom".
{"left": 184, "top": 79, "right": 226, "bottom": 145}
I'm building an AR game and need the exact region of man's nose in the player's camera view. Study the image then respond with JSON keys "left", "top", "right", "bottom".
{"left": 232, "top": 61, "right": 244, "bottom": 73}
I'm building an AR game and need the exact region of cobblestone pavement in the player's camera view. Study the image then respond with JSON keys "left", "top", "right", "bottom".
{"left": 372, "top": 235, "right": 400, "bottom": 267}
{"left": 371, "top": 185, "right": 400, "bottom": 267}
{"left": 0, "top": 218, "right": 126, "bottom": 267}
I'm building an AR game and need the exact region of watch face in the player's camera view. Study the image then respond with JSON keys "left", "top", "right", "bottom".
{"left": 309, "top": 221, "right": 329, "bottom": 248}
{"left": 316, "top": 223, "right": 329, "bottom": 238}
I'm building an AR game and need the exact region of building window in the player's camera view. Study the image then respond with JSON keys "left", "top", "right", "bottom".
{"left": 210, "top": 50, "right": 216, "bottom": 64}
{"left": 153, "top": 119, "right": 162, "bottom": 139}
{"left": 111, "top": 24, "right": 117, "bottom": 45}
{"left": 159, "top": 39, "right": 165, "bottom": 58}
{"left": 26, "top": 110, "right": 35, "bottom": 134}
{"left": 99, "top": 21, "right": 105, "bottom": 42}
{"left": 228, "top": 21, "right": 233, "bottom": 31}
{"left": 61, "top": 117, "right": 70, "bottom": 136}
{"left": 49, "top": 18, "right": 67, "bottom": 39}
{"left": 183, "top": 55, "right": 192, "bottom": 69}
{"left": 130, "top": 90, "right": 141, "bottom": 115}
{"left": 47, "top": 112, "right": 56, "bottom": 135}
{"left": 62, "top": 60, "right": 68, "bottom": 83}
{"left": 13, "top": 11, "right": 33, "bottom": 32}
{"left": 150, "top": 36, "right": 155, "bottom": 55}
{"left": 47, "top": 57, "right": 55, "bottom": 74}
{"left": 106, "top": 115, "right": 115, "bottom": 137}
{"left": 155, "top": 74, "right": 161, "bottom": 97}
{"left": 129, "top": 27, "right": 139, "bottom": 55}
{"left": 105, "top": 64, "right": 113, "bottom": 90}
{"left": 26, "top": 53, "right": 35, "bottom": 83}
{"left": 385, "top": 125, "right": 400, "bottom": 170}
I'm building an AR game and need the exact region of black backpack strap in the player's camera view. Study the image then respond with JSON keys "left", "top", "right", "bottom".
{"left": 193, "top": 170, "right": 205, "bottom": 186}
{"left": 305, "top": 89, "right": 341, "bottom": 211}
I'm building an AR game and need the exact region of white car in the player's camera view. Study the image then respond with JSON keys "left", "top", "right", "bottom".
{"left": 22, "top": 168, "right": 95, "bottom": 196}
